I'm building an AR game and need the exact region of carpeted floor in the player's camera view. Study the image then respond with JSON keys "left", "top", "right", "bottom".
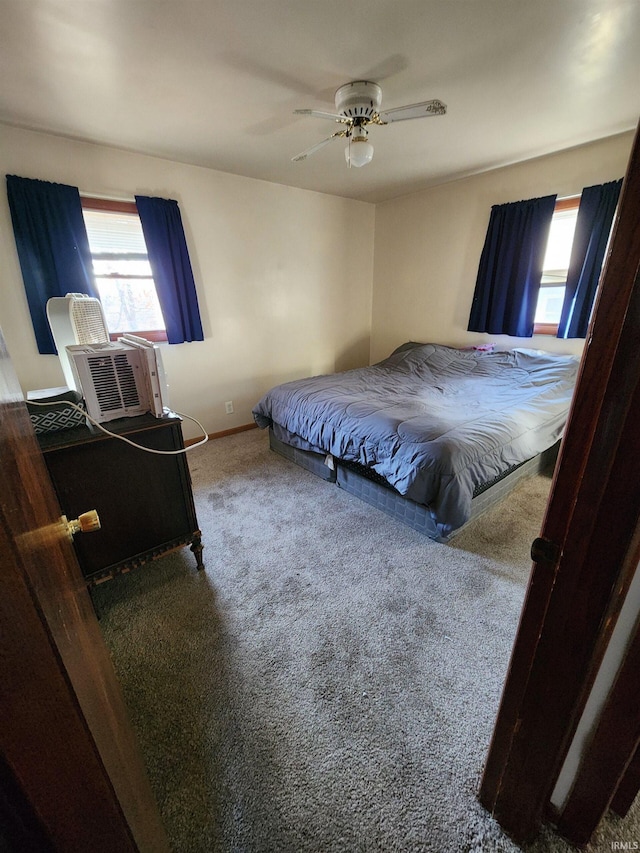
{"left": 93, "top": 429, "right": 639, "bottom": 852}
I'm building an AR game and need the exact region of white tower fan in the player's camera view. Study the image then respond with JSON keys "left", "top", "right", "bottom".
{"left": 46, "top": 293, "right": 110, "bottom": 391}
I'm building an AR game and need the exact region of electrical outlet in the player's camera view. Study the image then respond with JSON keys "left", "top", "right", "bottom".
{"left": 225, "top": 401, "right": 234, "bottom": 414}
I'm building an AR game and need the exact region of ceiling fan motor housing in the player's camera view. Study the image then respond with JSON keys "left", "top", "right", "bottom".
{"left": 334, "top": 81, "right": 383, "bottom": 119}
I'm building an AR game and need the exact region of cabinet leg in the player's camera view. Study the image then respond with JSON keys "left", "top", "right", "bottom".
{"left": 191, "top": 532, "right": 204, "bottom": 571}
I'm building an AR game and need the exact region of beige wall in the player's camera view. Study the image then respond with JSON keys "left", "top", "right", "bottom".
{"left": 2, "top": 125, "right": 634, "bottom": 440}
{"left": 371, "top": 132, "right": 634, "bottom": 364}
{"left": 0, "top": 124, "right": 375, "bottom": 438}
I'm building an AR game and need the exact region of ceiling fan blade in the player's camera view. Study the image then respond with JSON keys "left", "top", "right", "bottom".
{"left": 378, "top": 99, "right": 447, "bottom": 123}
{"left": 294, "top": 109, "right": 348, "bottom": 123}
{"left": 291, "top": 131, "right": 345, "bottom": 162}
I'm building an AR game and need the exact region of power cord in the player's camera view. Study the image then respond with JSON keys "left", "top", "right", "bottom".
{"left": 27, "top": 398, "right": 209, "bottom": 455}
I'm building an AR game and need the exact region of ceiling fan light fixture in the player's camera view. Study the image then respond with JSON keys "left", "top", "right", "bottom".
{"left": 345, "top": 140, "right": 374, "bottom": 167}
{"left": 345, "top": 127, "right": 374, "bottom": 168}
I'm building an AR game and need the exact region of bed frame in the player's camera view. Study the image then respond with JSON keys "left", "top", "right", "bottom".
{"left": 268, "top": 427, "right": 559, "bottom": 542}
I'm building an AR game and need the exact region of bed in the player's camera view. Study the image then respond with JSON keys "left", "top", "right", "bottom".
{"left": 252, "top": 342, "right": 579, "bottom": 541}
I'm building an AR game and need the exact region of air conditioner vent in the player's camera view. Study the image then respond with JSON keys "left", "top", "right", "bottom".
{"left": 86, "top": 352, "right": 142, "bottom": 415}
{"left": 114, "top": 354, "right": 140, "bottom": 407}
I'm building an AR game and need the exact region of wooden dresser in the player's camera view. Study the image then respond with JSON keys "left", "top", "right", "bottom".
{"left": 38, "top": 412, "right": 203, "bottom": 585}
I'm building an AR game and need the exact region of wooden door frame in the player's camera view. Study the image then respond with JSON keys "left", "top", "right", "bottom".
{"left": 479, "top": 119, "right": 640, "bottom": 843}
{"left": 611, "top": 742, "right": 640, "bottom": 818}
{"left": 556, "top": 606, "right": 640, "bottom": 845}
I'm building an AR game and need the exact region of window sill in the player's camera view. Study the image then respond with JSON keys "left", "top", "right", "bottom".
{"left": 533, "top": 323, "right": 559, "bottom": 336}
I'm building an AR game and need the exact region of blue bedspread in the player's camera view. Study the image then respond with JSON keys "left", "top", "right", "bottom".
{"left": 253, "top": 343, "right": 578, "bottom": 535}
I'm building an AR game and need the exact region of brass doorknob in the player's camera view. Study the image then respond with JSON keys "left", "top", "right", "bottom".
{"left": 63, "top": 510, "right": 101, "bottom": 539}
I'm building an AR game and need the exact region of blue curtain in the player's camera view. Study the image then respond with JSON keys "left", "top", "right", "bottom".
{"left": 6, "top": 175, "right": 97, "bottom": 354}
{"left": 557, "top": 179, "right": 622, "bottom": 339}
{"left": 468, "top": 194, "right": 557, "bottom": 337}
{"left": 135, "top": 195, "right": 204, "bottom": 344}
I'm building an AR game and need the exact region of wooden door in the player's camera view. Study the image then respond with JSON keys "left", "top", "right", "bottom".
{"left": 0, "top": 328, "right": 169, "bottom": 852}
{"left": 479, "top": 120, "right": 640, "bottom": 843}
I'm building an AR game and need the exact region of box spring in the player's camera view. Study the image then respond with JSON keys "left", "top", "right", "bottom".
{"left": 269, "top": 429, "right": 336, "bottom": 482}
{"left": 268, "top": 428, "right": 558, "bottom": 542}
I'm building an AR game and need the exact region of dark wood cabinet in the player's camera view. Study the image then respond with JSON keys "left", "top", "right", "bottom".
{"left": 38, "top": 412, "right": 203, "bottom": 585}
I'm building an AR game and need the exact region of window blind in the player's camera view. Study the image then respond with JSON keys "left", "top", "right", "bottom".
{"left": 83, "top": 209, "right": 148, "bottom": 254}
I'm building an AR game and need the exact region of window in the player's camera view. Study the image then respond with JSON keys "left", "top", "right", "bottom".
{"left": 81, "top": 198, "right": 167, "bottom": 342}
{"left": 533, "top": 197, "right": 579, "bottom": 335}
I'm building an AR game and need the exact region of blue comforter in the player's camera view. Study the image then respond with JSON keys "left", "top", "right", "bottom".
{"left": 253, "top": 343, "right": 578, "bottom": 535}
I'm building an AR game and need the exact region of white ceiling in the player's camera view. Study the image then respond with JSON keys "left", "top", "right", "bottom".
{"left": 1, "top": 0, "right": 639, "bottom": 203}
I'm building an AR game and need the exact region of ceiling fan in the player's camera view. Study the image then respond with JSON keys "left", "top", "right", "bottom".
{"left": 292, "top": 80, "right": 446, "bottom": 168}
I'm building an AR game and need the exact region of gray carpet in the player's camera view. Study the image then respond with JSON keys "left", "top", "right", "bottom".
{"left": 93, "top": 429, "right": 639, "bottom": 852}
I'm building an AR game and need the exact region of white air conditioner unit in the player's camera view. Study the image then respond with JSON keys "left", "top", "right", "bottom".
{"left": 66, "top": 341, "right": 168, "bottom": 423}
{"left": 47, "top": 293, "right": 110, "bottom": 391}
